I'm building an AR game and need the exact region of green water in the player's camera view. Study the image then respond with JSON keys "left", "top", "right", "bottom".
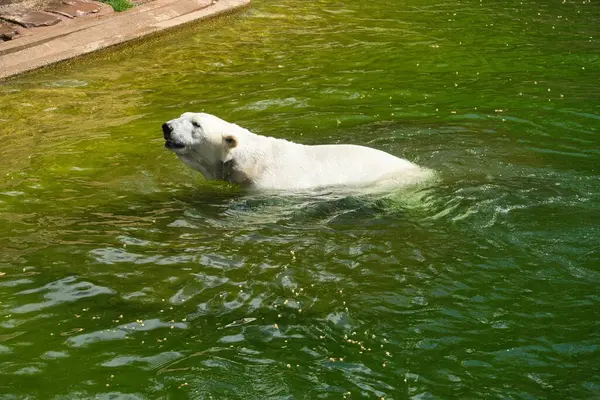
{"left": 1, "top": 0, "right": 599, "bottom": 398}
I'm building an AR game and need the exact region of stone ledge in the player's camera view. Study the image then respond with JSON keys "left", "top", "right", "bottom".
{"left": 0, "top": 23, "right": 18, "bottom": 39}
{"left": 45, "top": 0, "right": 102, "bottom": 19}
{"left": 0, "top": 0, "right": 250, "bottom": 79}
{"left": 1, "top": 10, "right": 61, "bottom": 27}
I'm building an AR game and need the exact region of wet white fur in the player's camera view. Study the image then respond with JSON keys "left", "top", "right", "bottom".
{"left": 164, "top": 112, "right": 433, "bottom": 190}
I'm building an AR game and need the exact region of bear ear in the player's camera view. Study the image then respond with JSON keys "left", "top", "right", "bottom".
{"left": 224, "top": 135, "right": 238, "bottom": 149}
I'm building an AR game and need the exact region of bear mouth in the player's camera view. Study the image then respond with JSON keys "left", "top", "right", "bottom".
{"left": 165, "top": 140, "right": 186, "bottom": 150}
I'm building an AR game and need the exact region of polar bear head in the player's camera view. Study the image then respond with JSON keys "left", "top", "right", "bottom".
{"left": 162, "top": 112, "right": 255, "bottom": 183}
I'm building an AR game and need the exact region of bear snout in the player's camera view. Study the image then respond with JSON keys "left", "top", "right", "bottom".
{"left": 162, "top": 123, "right": 173, "bottom": 139}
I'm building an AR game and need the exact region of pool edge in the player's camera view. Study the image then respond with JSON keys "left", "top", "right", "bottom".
{"left": 0, "top": 0, "right": 251, "bottom": 80}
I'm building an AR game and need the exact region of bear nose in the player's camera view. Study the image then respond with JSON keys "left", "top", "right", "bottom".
{"left": 162, "top": 123, "right": 173, "bottom": 139}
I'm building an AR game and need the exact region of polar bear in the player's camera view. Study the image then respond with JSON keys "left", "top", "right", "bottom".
{"left": 162, "top": 112, "right": 433, "bottom": 190}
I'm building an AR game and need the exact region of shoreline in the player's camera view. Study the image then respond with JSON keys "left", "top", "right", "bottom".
{"left": 0, "top": 0, "right": 250, "bottom": 80}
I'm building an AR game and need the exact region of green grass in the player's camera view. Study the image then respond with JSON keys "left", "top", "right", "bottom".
{"left": 100, "top": 0, "right": 134, "bottom": 12}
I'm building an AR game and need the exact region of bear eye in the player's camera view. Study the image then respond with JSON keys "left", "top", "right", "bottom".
{"left": 224, "top": 137, "right": 235, "bottom": 144}
{"left": 191, "top": 120, "right": 201, "bottom": 128}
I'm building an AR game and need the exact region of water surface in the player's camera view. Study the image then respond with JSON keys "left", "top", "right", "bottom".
{"left": 0, "top": 0, "right": 599, "bottom": 398}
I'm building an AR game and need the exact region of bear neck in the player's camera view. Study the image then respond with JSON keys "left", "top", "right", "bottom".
{"left": 222, "top": 130, "right": 301, "bottom": 186}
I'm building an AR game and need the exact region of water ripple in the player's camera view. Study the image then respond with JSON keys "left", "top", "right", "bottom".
{"left": 13, "top": 277, "right": 114, "bottom": 314}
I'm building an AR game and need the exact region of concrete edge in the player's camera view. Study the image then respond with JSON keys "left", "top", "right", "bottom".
{"left": 0, "top": 2, "right": 115, "bottom": 55}
{"left": 0, "top": 0, "right": 250, "bottom": 80}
